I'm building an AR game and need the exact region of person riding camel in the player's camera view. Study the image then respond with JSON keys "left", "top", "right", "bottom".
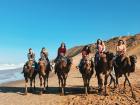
{"left": 55, "top": 42, "right": 67, "bottom": 63}
{"left": 23, "top": 48, "right": 37, "bottom": 76}
{"left": 28, "top": 48, "right": 35, "bottom": 62}
{"left": 78, "top": 45, "right": 91, "bottom": 68}
{"left": 27, "top": 48, "right": 38, "bottom": 69}
{"left": 40, "top": 47, "right": 49, "bottom": 63}
{"left": 39, "top": 47, "right": 51, "bottom": 71}
{"left": 115, "top": 40, "right": 127, "bottom": 66}
{"left": 94, "top": 39, "right": 106, "bottom": 65}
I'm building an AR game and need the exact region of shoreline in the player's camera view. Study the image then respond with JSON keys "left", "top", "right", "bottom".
{"left": 0, "top": 79, "right": 24, "bottom": 87}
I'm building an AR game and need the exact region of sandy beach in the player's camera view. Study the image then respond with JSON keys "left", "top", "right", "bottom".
{"left": 1, "top": 62, "right": 140, "bottom": 105}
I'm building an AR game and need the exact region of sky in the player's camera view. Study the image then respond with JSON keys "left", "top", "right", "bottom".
{"left": 0, "top": 0, "right": 140, "bottom": 64}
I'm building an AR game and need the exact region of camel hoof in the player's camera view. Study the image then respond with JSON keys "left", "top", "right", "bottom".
{"left": 43, "top": 90, "right": 46, "bottom": 94}
{"left": 60, "top": 93, "right": 64, "bottom": 96}
{"left": 132, "top": 93, "right": 136, "bottom": 100}
{"left": 46, "top": 87, "right": 48, "bottom": 90}
{"left": 104, "top": 93, "right": 109, "bottom": 96}
{"left": 39, "top": 91, "right": 43, "bottom": 95}
{"left": 24, "top": 92, "right": 28, "bottom": 95}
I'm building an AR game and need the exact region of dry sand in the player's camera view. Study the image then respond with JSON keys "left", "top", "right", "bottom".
{"left": 0, "top": 55, "right": 140, "bottom": 105}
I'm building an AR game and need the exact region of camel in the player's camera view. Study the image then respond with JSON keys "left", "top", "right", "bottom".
{"left": 114, "top": 54, "right": 137, "bottom": 99}
{"left": 23, "top": 60, "right": 38, "bottom": 95}
{"left": 55, "top": 57, "right": 72, "bottom": 95}
{"left": 79, "top": 57, "right": 94, "bottom": 95}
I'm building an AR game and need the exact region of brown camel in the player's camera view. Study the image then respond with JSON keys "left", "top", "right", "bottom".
{"left": 95, "top": 52, "right": 115, "bottom": 95}
{"left": 23, "top": 60, "right": 38, "bottom": 95}
{"left": 114, "top": 54, "right": 137, "bottom": 99}
{"left": 55, "top": 57, "right": 72, "bottom": 95}
{"left": 38, "top": 60, "right": 51, "bottom": 94}
{"left": 79, "top": 57, "right": 94, "bottom": 95}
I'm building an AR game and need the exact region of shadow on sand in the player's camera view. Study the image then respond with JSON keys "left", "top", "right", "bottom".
{"left": 0, "top": 86, "right": 98, "bottom": 95}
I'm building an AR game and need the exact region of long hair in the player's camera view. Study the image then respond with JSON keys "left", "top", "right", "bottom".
{"left": 97, "top": 39, "right": 102, "bottom": 45}
{"left": 82, "top": 45, "right": 91, "bottom": 53}
{"left": 60, "top": 43, "right": 66, "bottom": 49}
{"left": 118, "top": 40, "right": 125, "bottom": 46}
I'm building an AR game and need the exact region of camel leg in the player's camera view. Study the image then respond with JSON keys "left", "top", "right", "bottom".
{"left": 124, "top": 74, "right": 136, "bottom": 99}
{"left": 30, "top": 78, "right": 33, "bottom": 92}
{"left": 115, "top": 75, "right": 120, "bottom": 89}
{"left": 33, "top": 72, "right": 37, "bottom": 90}
{"left": 46, "top": 75, "right": 48, "bottom": 89}
{"left": 64, "top": 75, "right": 67, "bottom": 87}
{"left": 124, "top": 77, "right": 127, "bottom": 89}
{"left": 108, "top": 74, "right": 116, "bottom": 88}
{"left": 59, "top": 79, "right": 60, "bottom": 88}
{"left": 61, "top": 87, "right": 64, "bottom": 96}
{"left": 104, "top": 74, "right": 109, "bottom": 96}
{"left": 25, "top": 79, "right": 28, "bottom": 95}
{"left": 85, "top": 86, "right": 88, "bottom": 96}
{"left": 57, "top": 74, "right": 61, "bottom": 88}
{"left": 84, "top": 77, "right": 88, "bottom": 95}
{"left": 97, "top": 74, "right": 103, "bottom": 94}
{"left": 43, "top": 76, "right": 46, "bottom": 93}
{"left": 60, "top": 78, "right": 64, "bottom": 96}
{"left": 33, "top": 78, "right": 36, "bottom": 90}
{"left": 39, "top": 76, "right": 43, "bottom": 95}
{"left": 82, "top": 75, "right": 88, "bottom": 95}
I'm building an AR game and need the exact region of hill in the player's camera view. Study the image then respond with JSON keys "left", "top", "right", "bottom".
{"left": 67, "top": 34, "right": 140, "bottom": 58}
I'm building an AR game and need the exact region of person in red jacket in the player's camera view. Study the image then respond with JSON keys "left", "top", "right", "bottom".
{"left": 55, "top": 42, "right": 67, "bottom": 62}
{"left": 58, "top": 42, "right": 66, "bottom": 57}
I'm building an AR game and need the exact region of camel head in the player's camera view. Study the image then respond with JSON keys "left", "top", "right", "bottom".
{"left": 129, "top": 55, "right": 137, "bottom": 63}
{"left": 83, "top": 58, "right": 93, "bottom": 70}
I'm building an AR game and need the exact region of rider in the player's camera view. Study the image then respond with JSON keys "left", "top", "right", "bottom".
{"left": 78, "top": 45, "right": 91, "bottom": 68}
{"left": 23, "top": 48, "right": 37, "bottom": 74}
{"left": 27, "top": 48, "right": 35, "bottom": 61}
{"left": 55, "top": 42, "right": 67, "bottom": 63}
{"left": 39, "top": 47, "right": 51, "bottom": 70}
{"left": 40, "top": 47, "right": 49, "bottom": 63}
{"left": 27, "top": 48, "right": 38, "bottom": 69}
{"left": 94, "top": 39, "right": 106, "bottom": 65}
{"left": 115, "top": 40, "right": 127, "bottom": 66}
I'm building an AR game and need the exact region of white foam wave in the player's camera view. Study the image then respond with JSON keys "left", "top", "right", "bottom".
{"left": 0, "top": 63, "right": 24, "bottom": 70}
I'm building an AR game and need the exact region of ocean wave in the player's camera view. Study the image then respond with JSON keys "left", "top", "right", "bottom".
{"left": 0, "top": 63, "right": 24, "bottom": 71}
{"left": 0, "top": 70, "right": 24, "bottom": 84}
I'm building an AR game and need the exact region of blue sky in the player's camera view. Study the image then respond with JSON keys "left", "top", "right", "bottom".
{"left": 0, "top": 0, "right": 140, "bottom": 64}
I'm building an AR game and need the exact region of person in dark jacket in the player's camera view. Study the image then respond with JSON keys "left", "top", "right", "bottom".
{"left": 78, "top": 45, "right": 91, "bottom": 68}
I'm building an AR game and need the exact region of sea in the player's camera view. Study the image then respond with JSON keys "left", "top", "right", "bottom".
{"left": 0, "top": 64, "right": 24, "bottom": 84}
